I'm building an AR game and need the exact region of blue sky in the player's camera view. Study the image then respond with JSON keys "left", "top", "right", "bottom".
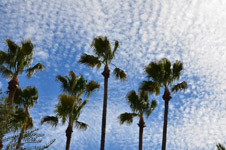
{"left": 1, "top": 0, "right": 226, "bottom": 149}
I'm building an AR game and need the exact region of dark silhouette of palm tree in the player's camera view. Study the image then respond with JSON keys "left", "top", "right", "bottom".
{"left": 0, "top": 39, "right": 44, "bottom": 106}
{"left": 79, "top": 36, "right": 126, "bottom": 150}
{"left": 118, "top": 90, "right": 157, "bottom": 150}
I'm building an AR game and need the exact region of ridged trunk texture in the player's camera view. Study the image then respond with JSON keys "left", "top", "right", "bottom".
{"left": 7, "top": 76, "right": 19, "bottom": 106}
{"left": 65, "top": 124, "right": 73, "bottom": 150}
{"left": 138, "top": 117, "right": 145, "bottom": 150}
{"left": 100, "top": 64, "right": 110, "bottom": 150}
{"left": 161, "top": 87, "right": 172, "bottom": 150}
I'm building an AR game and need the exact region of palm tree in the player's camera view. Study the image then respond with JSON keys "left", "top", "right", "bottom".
{"left": 140, "top": 58, "right": 188, "bottom": 150}
{"left": 79, "top": 36, "right": 127, "bottom": 150}
{"left": 118, "top": 90, "right": 157, "bottom": 150}
{"left": 41, "top": 94, "right": 88, "bottom": 150}
{"left": 41, "top": 71, "right": 100, "bottom": 150}
{"left": 13, "top": 86, "right": 38, "bottom": 149}
{"left": 0, "top": 39, "right": 44, "bottom": 106}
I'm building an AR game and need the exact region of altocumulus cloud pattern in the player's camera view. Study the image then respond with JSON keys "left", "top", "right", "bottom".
{"left": 1, "top": 0, "right": 226, "bottom": 149}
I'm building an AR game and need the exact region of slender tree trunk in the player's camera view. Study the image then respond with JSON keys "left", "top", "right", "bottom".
{"left": 161, "top": 87, "right": 172, "bottom": 150}
{"left": 0, "top": 137, "right": 3, "bottom": 150}
{"left": 16, "top": 108, "right": 29, "bottom": 150}
{"left": 100, "top": 64, "right": 110, "bottom": 150}
{"left": 7, "top": 75, "right": 19, "bottom": 106}
{"left": 65, "top": 123, "right": 73, "bottom": 150}
{"left": 16, "top": 124, "right": 26, "bottom": 150}
{"left": 138, "top": 117, "right": 145, "bottom": 150}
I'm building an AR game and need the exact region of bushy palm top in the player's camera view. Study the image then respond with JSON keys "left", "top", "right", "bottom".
{"left": 140, "top": 58, "right": 188, "bottom": 96}
{"left": 79, "top": 36, "right": 126, "bottom": 81}
{"left": 56, "top": 70, "right": 100, "bottom": 98}
{"left": 119, "top": 90, "right": 157, "bottom": 125}
{"left": 0, "top": 39, "right": 44, "bottom": 79}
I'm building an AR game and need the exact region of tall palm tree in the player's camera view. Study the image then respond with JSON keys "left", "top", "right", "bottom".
{"left": 0, "top": 39, "right": 44, "bottom": 106}
{"left": 79, "top": 36, "right": 127, "bottom": 150}
{"left": 41, "top": 70, "right": 100, "bottom": 150}
{"left": 13, "top": 86, "right": 38, "bottom": 149}
{"left": 118, "top": 90, "right": 157, "bottom": 150}
{"left": 140, "top": 58, "right": 188, "bottom": 150}
{"left": 41, "top": 94, "right": 88, "bottom": 150}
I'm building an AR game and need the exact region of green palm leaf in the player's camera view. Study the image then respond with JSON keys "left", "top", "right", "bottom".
{"left": 85, "top": 80, "right": 100, "bottom": 97}
{"left": 79, "top": 53, "right": 102, "bottom": 68}
{"left": 139, "top": 81, "right": 160, "bottom": 95}
{"left": 146, "top": 100, "right": 157, "bottom": 117}
{"left": 172, "top": 60, "right": 183, "bottom": 81}
{"left": 41, "top": 116, "right": 58, "bottom": 127}
{"left": 0, "top": 66, "right": 13, "bottom": 78}
{"left": 91, "top": 36, "right": 111, "bottom": 59}
{"left": 113, "top": 67, "right": 127, "bottom": 81}
{"left": 21, "top": 39, "right": 34, "bottom": 55}
{"left": 118, "top": 112, "right": 139, "bottom": 125}
{"left": 0, "top": 51, "right": 7, "bottom": 65}
{"left": 74, "top": 121, "right": 88, "bottom": 131}
{"left": 171, "top": 81, "right": 188, "bottom": 93}
{"left": 26, "top": 63, "right": 45, "bottom": 78}
{"left": 6, "top": 39, "right": 18, "bottom": 55}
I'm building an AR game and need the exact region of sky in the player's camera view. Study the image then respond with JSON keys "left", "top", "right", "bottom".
{"left": 0, "top": 0, "right": 226, "bottom": 149}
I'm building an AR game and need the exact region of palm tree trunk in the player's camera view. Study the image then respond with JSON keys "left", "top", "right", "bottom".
{"left": 65, "top": 123, "right": 73, "bottom": 150}
{"left": 161, "top": 87, "right": 171, "bottom": 150}
{"left": 0, "top": 136, "right": 3, "bottom": 150}
{"left": 100, "top": 64, "right": 110, "bottom": 150}
{"left": 16, "top": 123, "right": 26, "bottom": 150}
{"left": 138, "top": 117, "right": 145, "bottom": 150}
{"left": 7, "top": 75, "right": 19, "bottom": 106}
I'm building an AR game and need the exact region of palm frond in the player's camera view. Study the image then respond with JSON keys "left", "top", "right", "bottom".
{"left": 146, "top": 100, "right": 157, "bottom": 117}
{"left": 145, "top": 61, "right": 163, "bottom": 83}
{"left": 139, "top": 81, "right": 160, "bottom": 95}
{"left": 26, "top": 63, "right": 45, "bottom": 78}
{"left": 171, "top": 81, "right": 188, "bottom": 93}
{"left": 74, "top": 121, "right": 88, "bottom": 131}
{"left": 161, "top": 58, "right": 172, "bottom": 83}
{"left": 41, "top": 116, "right": 58, "bottom": 127}
{"left": 0, "top": 51, "right": 7, "bottom": 65}
{"left": 6, "top": 39, "right": 18, "bottom": 55}
{"left": 76, "top": 99, "right": 88, "bottom": 116}
{"left": 118, "top": 112, "right": 139, "bottom": 125}
{"left": 172, "top": 60, "right": 183, "bottom": 81}
{"left": 217, "top": 143, "right": 226, "bottom": 150}
{"left": 56, "top": 75, "right": 69, "bottom": 93}
{"left": 126, "top": 90, "right": 139, "bottom": 112}
{"left": 0, "top": 66, "right": 13, "bottom": 78}
{"left": 14, "top": 86, "right": 38, "bottom": 108}
{"left": 113, "top": 67, "right": 127, "bottom": 81}
{"left": 79, "top": 53, "right": 102, "bottom": 68}
{"left": 91, "top": 36, "right": 111, "bottom": 58}
{"left": 85, "top": 80, "right": 100, "bottom": 97}
{"left": 21, "top": 39, "right": 34, "bottom": 55}
{"left": 112, "top": 40, "right": 119, "bottom": 57}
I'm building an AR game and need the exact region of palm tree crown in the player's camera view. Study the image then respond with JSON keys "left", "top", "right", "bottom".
{"left": 119, "top": 90, "right": 157, "bottom": 150}
{"left": 0, "top": 39, "right": 44, "bottom": 105}
{"left": 79, "top": 36, "right": 126, "bottom": 80}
